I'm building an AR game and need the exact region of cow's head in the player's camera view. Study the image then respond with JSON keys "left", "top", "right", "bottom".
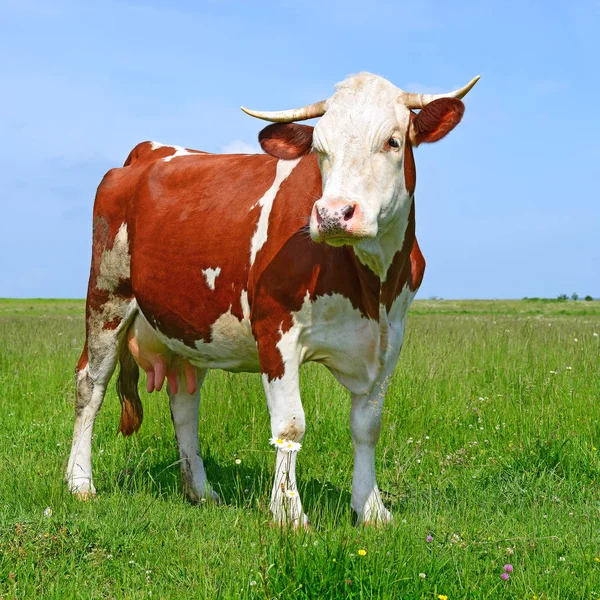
{"left": 242, "top": 73, "right": 479, "bottom": 277}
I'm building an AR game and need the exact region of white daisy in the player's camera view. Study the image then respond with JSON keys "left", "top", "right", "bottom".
{"left": 269, "top": 437, "right": 286, "bottom": 449}
{"left": 285, "top": 489, "right": 298, "bottom": 498}
{"left": 281, "top": 440, "right": 302, "bottom": 453}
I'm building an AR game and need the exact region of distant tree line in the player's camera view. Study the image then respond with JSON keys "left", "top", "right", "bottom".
{"left": 523, "top": 294, "right": 595, "bottom": 302}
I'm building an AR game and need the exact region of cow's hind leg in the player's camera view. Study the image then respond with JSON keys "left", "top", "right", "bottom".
{"left": 65, "top": 295, "right": 137, "bottom": 499}
{"left": 168, "top": 369, "right": 219, "bottom": 503}
{"left": 65, "top": 350, "right": 102, "bottom": 498}
{"left": 65, "top": 299, "right": 137, "bottom": 498}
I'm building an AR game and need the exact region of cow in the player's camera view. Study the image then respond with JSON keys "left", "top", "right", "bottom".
{"left": 66, "top": 72, "right": 479, "bottom": 526}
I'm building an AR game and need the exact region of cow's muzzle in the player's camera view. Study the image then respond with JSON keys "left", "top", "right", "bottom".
{"left": 309, "top": 198, "right": 365, "bottom": 244}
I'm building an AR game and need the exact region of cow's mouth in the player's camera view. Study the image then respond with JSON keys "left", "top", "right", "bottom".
{"left": 311, "top": 230, "right": 367, "bottom": 247}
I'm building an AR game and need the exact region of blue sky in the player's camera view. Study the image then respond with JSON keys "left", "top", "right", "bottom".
{"left": 2, "top": 0, "right": 598, "bottom": 299}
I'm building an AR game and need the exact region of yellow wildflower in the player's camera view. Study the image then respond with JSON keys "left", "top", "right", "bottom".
{"left": 358, "top": 549, "right": 367, "bottom": 556}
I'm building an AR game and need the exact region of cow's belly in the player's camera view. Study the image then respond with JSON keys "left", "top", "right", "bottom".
{"left": 128, "top": 287, "right": 414, "bottom": 395}
{"left": 130, "top": 302, "right": 260, "bottom": 375}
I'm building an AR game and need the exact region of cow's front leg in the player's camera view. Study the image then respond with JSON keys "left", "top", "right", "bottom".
{"left": 262, "top": 366, "right": 308, "bottom": 527}
{"left": 350, "top": 368, "right": 395, "bottom": 524}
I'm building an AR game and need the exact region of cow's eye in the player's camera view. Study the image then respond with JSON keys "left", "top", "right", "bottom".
{"left": 388, "top": 137, "right": 400, "bottom": 148}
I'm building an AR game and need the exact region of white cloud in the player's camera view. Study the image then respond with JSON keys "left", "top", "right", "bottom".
{"left": 220, "top": 140, "right": 261, "bottom": 154}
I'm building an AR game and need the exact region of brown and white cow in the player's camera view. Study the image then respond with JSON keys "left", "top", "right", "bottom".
{"left": 66, "top": 72, "right": 479, "bottom": 525}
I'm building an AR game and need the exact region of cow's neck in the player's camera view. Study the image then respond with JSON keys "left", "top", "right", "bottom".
{"left": 353, "top": 196, "right": 414, "bottom": 282}
{"left": 344, "top": 198, "right": 416, "bottom": 327}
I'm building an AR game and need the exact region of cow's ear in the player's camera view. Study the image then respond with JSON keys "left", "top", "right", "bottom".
{"left": 409, "top": 98, "right": 465, "bottom": 147}
{"left": 259, "top": 123, "right": 314, "bottom": 159}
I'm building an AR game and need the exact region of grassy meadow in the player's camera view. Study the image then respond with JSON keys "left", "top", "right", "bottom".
{"left": 1, "top": 297, "right": 600, "bottom": 599}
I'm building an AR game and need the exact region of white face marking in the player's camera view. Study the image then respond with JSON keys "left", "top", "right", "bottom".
{"left": 201, "top": 267, "right": 221, "bottom": 291}
{"left": 310, "top": 73, "right": 414, "bottom": 278}
{"left": 249, "top": 158, "right": 301, "bottom": 266}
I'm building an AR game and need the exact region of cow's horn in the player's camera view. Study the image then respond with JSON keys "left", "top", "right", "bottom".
{"left": 400, "top": 75, "right": 480, "bottom": 109}
{"left": 240, "top": 100, "right": 327, "bottom": 123}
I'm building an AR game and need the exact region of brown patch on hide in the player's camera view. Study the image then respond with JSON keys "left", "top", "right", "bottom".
{"left": 129, "top": 153, "right": 277, "bottom": 347}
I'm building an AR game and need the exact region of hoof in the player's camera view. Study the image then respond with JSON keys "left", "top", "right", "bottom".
{"left": 186, "top": 485, "right": 220, "bottom": 505}
{"left": 67, "top": 476, "right": 96, "bottom": 501}
{"left": 360, "top": 512, "right": 392, "bottom": 527}
{"left": 270, "top": 514, "right": 310, "bottom": 531}
{"left": 355, "top": 505, "right": 392, "bottom": 526}
{"left": 74, "top": 490, "right": 96, "bottom": 502}
{"left": 297, "top": 518, "right": 311, "bottom": 532}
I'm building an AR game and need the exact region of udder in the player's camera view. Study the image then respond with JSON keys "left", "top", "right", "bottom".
{"left": 127, "top": 314, "right": 197, "bottom": 395}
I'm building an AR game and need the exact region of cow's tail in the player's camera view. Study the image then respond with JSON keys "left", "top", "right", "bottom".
{"left": 116, "top": 344, "right": 144, "bottom": 436}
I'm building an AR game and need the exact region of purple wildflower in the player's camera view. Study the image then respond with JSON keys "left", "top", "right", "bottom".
{"left": 503, "top": 564, "right": 513, "bottom": 573}
{"left": 501, "top": 573, "right": 510, "bottom": 581}
{"left": 426, "top": 535, "right": 433, "bottom": 543}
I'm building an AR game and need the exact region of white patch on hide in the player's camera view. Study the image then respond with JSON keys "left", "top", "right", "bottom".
{"left": 249, "top": 158, "right": 301, "bottom": 265}
{"left": 202, "top": 267, "right": 221, "bottom": 291}
{"left": 163, "top": 145, "right": 195, "bottom": 162}
{"left": 87, "top": 299, "right": 138, "bottom": 383}
{"left": 96, "top": 223, "right": 130, "bottom": 292}
{"left": 240, "top": 289, "right": 251, "bottom": 321}
{"left": 150, "top": 141, "right": 205, "bottom": 162}
{"left": 276, "top": 292, "right": 380, "bottom": 395}
{"left": 273, "top": 283, "right": 417, "bottom": 396}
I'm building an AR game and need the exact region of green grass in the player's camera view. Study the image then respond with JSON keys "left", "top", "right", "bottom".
{"left": 1, "top": 299, "right": 600, "bottom": 598}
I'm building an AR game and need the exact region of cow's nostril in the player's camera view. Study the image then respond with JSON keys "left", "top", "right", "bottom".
{"left": 341, "top": 205, "right": 355, "bottom": 221}
{"left": 316, "top": 206, "right": 326, "bottom": 224}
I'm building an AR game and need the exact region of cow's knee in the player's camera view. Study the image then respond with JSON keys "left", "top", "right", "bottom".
{"left": 274, "top": 415, "right": 306, "bottom": 442}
